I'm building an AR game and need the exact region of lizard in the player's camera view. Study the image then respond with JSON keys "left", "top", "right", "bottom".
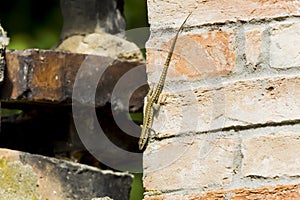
{"left": 139, "top": 13, "right": 192, "bottom": 150}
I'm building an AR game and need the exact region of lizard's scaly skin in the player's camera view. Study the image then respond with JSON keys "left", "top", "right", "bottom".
{"left": 139, "top": 13, "right": 192, "bottom": 150}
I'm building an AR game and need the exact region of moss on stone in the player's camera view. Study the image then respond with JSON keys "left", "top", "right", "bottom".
{"left": 0, "top": 157, "right": 43, "bottom": 200}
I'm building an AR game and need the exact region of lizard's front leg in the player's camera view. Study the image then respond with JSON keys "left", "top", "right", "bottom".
{"left": 153, "top": 93, "right": 167, "bottom": 115}
{"left": 158, "top": 93, "right": 168, "bottom": 105}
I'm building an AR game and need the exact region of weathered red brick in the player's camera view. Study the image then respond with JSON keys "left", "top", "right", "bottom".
{"left": 143, "top": 135, "right": 237, "bottom": 191}
{"left": 269, "top": 20, "right": 300, "bottom": 69}
{"left": 245, "top": 28, "right": 264, "bottom": 68}
{"left": 150, "top": 76, "right": 300, "bottom": 138}
{"left": 144, "top": 184, "right": 300, "bottom": 200}
{"left": 2, "top": 49, "right": 146, "bottom": 111}
{"left": 241, "top": 131, "right": 300, "bottom": 178}
{"left": 148, "top": 0, "right": 300, "bottom": 27}
{"left": 147, "top": 31, "right": 236, "bottom": 82}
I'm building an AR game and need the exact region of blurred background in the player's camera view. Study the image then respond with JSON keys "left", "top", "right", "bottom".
{"left": 0, "top": 0, "right": 148, "bottom": 199}
{"left": 0, "top": 0, "right": 149, "bottom": 49}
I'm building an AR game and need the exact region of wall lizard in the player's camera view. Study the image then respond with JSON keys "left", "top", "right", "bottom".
{"left": 139, "top": 13, "right": 192, "bottom": 150}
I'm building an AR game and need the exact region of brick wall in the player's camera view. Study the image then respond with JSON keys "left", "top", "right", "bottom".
{"left": 144, "top": 0, "right": 300, "bottom": 199}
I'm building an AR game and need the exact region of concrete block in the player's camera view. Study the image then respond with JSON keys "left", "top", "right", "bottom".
{"left": 0, "top": 148, "right": 133, "bottom": 200}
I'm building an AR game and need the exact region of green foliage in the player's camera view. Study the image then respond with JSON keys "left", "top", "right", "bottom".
{"left": 124, "top": 0, "right": 149, "bottom": 29}
{"left": 130, "top": 173, "right": 144, "bottom": 200}
{"left": 129, "top": 112, "right": 143, "bottom": 124}
{"left": 1, "top": 108, "right": 22, "bottom": 117}
{"left": 0, "top": 0, "right": 62, "bottom": 49}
